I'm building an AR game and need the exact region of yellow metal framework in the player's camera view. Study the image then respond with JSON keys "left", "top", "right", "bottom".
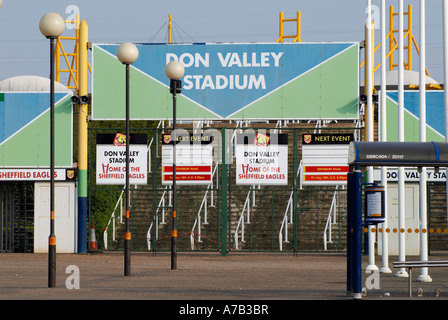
{"left": 360, "top": 4, "right": 440, "bottom": 89}
{"left": 276, "top": 11, "right": 302, "bottom": 43}
{"left": 168, "top": 14, "right": 173, "bottom": 44}
{"left": 55, "top": 14, "right": 92, "bottom": 91}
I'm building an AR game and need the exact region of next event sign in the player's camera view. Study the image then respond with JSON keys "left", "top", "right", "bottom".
{"left": 301, "top": 133, "right": 353, "bottom": 186}
{"left": 161, "top": 133, "right": 213, "bottom": 185}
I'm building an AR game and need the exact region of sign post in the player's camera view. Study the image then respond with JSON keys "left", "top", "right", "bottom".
{"left": 346, "top": 167, "right": 363, "bottom": 299}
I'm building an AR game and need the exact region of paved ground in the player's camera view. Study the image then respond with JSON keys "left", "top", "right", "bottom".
{"left": 0, "top": 251, "right": 447, "bottom": 316}
{"left": 0, "top": 251, "right": 349, "bottom": 300}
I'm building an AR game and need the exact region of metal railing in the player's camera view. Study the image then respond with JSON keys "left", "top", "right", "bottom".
{"left": 103, "top": 122, "right": 163, "bottom": 251}
{"left": 103, "top": 187, "right": 124, "bottom": 250}
{"left": 94, "top": 125, "right": 360, "bottom": 253}
{"left": 279, "top": 162, "right": 301, "bottom": 251}
{"left": 323, "top": 185, "right": 343, "bottom": 251}
{"left": 146, "top": 186, "right": 169, "bottom": 251}
{"left": 190, "top": 163, "right": 219, "bottom": 250}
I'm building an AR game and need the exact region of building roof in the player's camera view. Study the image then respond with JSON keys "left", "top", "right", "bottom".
{"left": 374, "top": 70, "right": 439, "bottom": 86}
{"left": 0, "top": 75, "right": 71, "bottom": 92}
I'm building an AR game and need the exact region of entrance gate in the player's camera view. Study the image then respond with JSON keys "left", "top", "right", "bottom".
{"left": 0, "top": 182, "right": 34, "bottom": 252}
{"left": 91, "top": 124, "right": 357, "bottom": 253}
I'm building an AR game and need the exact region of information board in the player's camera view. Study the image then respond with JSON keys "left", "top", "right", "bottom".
{"left": 235, "top": 132, "right": 288, "bottom": 185}
{"left": 161, "top": 133, "right": 213, "bottom": 185}
{"left": 96, "top": 133, "right": 147, "bottom": 185}
{"left": 301, "top": 133, "right": 353, "bottom": 186}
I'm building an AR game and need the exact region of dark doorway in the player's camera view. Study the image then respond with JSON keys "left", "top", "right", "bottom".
{"left": 0, "top": 182, "right": 34, "bottom": 252}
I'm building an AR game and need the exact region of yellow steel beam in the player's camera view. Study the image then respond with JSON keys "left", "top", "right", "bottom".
{"left": 276, "top": 11, "right": 301, "bottom": 43}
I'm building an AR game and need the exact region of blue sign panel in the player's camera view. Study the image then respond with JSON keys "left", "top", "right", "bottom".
{"left": 93, "top": 42, "right": 359, "bottom": 120}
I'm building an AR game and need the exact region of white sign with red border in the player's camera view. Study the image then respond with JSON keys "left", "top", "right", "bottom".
{"left": 96, "top": 133, "right": 147, "bottom": 185}
{"left": 301, "top": 134, "right": 353, "bottom": 186}
{"left": 161, "top": 133, "right": 213, "bottom": 185}
{"left": 235, "top": 132, "right": 288, "bottom": 185}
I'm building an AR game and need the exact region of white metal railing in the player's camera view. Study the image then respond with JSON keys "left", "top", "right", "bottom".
{"left": 103, "top": 121, "right": 164, "bottom": 250}
{"left": 279, "top": 193, "right": 293, "bottom": 251}
{"left": 147, "top": 120, "right": 164, "bottom": 173}
{"left": 190, "top": 163, "right": 219, "bottom": 250}
{"left": 234, "top": 186, "right": 256, "bottom": 250}
{"left": 323, "top": 185, "right": 343, "bottom": 251}
{"left": 146, "top": 187, "right": 169, "bottom": 250}
{"left": 279, "top": 161, "right": 302, "bottom": 250}
{"left": 103, "top": 187, "right": 125, "bottom": 250}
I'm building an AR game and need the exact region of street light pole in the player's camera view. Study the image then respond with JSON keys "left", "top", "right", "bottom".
{"left": 165, "top": 61, "right": 185, "bottom": 270}
{"left": 48, "top": 35, "right": 56, "bottom": 287}
{"left": 124, "top": 61, "right": 131, "bottom": 276}
{"left": 39, "top": 12, "right": 65, "bottom": 288}
{"left": 117, "top": 42, "right": 138, "bottom": 276}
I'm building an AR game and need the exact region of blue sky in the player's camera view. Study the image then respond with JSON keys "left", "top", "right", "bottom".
{"left": 0, "top": 0, "right": 445, "bottom": 84}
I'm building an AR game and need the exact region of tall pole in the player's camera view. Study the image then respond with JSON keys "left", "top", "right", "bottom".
{"left": 365, "top": 0, "right": 377, "bottom": 272}
{"left": 417, "top": 0, "right": 431, "bottom": 283}
{"left": 171, "top": 79, "right": 178, "bottom": 270}
{"left": 165, "top": 61, "right": 184, "bottom": 269}
{"left": 379, "top": 0, "right": 391, "bottom": 274}
{"left": 77, "top": 19, "right": 88, "bottom": 253}
{"left": 443, "top": 0, "right": 448, "bottom": 232}
{"left": 221, "top": 128, "right": 228, "bottom": 256}
{"left": 396, "top": 0, "right": 408, "bottom": 278}
{"left": 40, "top": 11, "right": 64, "bottom": 288}
{"left": 116, "top": 42, "right": 138, "bottom": 276}
{"left": 347, "top": 167, "right": 363, "bottom": 299}
{"left": 48, "top": 36, "right": 56, "bottom": 288}
{"left": 124, "top": 63, "right": 131, "bottom": 276}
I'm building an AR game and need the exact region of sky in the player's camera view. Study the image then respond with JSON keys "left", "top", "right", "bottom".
{"left": 0, "top": 0, "right": 446, "bottom": 85}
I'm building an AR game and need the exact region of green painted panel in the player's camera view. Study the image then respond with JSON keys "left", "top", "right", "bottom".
{"left": 92, "top": 47, "right": 218, "bottom": 120}
{"left": 385, "top": 96, "right": 443, "bottom": 142}
{"left": 0, "top": 94, "right": 73, "bottom": 167}
{"left": 229, "top": 45, "right": 359, "bottom": 119}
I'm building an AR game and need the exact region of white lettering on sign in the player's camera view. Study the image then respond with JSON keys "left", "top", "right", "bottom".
{"left": 166, "top": 51, "right": 283, "bottom": 91}
{"left": 217, "top": 52, "right": 283, "bottom": 67}
{"left": 183, "top": 75, "right": 266, "bottom": 90}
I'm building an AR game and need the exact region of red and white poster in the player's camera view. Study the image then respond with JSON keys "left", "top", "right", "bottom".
{"left": 96, "top": 133, "right": 147, "bottom": 185}
{"left": 301, "top": 134, "right": 353, "bottom": 186}
{"left": 161, "top": 133, "right": 213, "bottom": 185}
{"left": 235, "top": 132, "right": 288, "bottom": 185}
{"left": 0, "top": 168, "right": 75, "bottom": 181}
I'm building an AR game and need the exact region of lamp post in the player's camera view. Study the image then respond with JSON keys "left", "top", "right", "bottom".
{"left": 165, "top": 61, "right": 185, "bottom": 270}
{"left": 39, "top": 12, "right": 65, "bottom": 288}
{"left": 117, "top": 42, "right": 138, "bottom": 276}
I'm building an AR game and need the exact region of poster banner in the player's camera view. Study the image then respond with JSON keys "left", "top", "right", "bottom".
{"left": 301, "top": 133, "right": 353, "bottom": 186}
{"left": 161, "top": 133, "right": 213, "bottom": 185}
{"left": 235, "top": 132, "right": 288, "bottom": 185}
{"left": 96, "top": 133, "right": 147, "bottom": 185}
{"left": 0, "top": 168, "right": 76, "bottom": 181}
